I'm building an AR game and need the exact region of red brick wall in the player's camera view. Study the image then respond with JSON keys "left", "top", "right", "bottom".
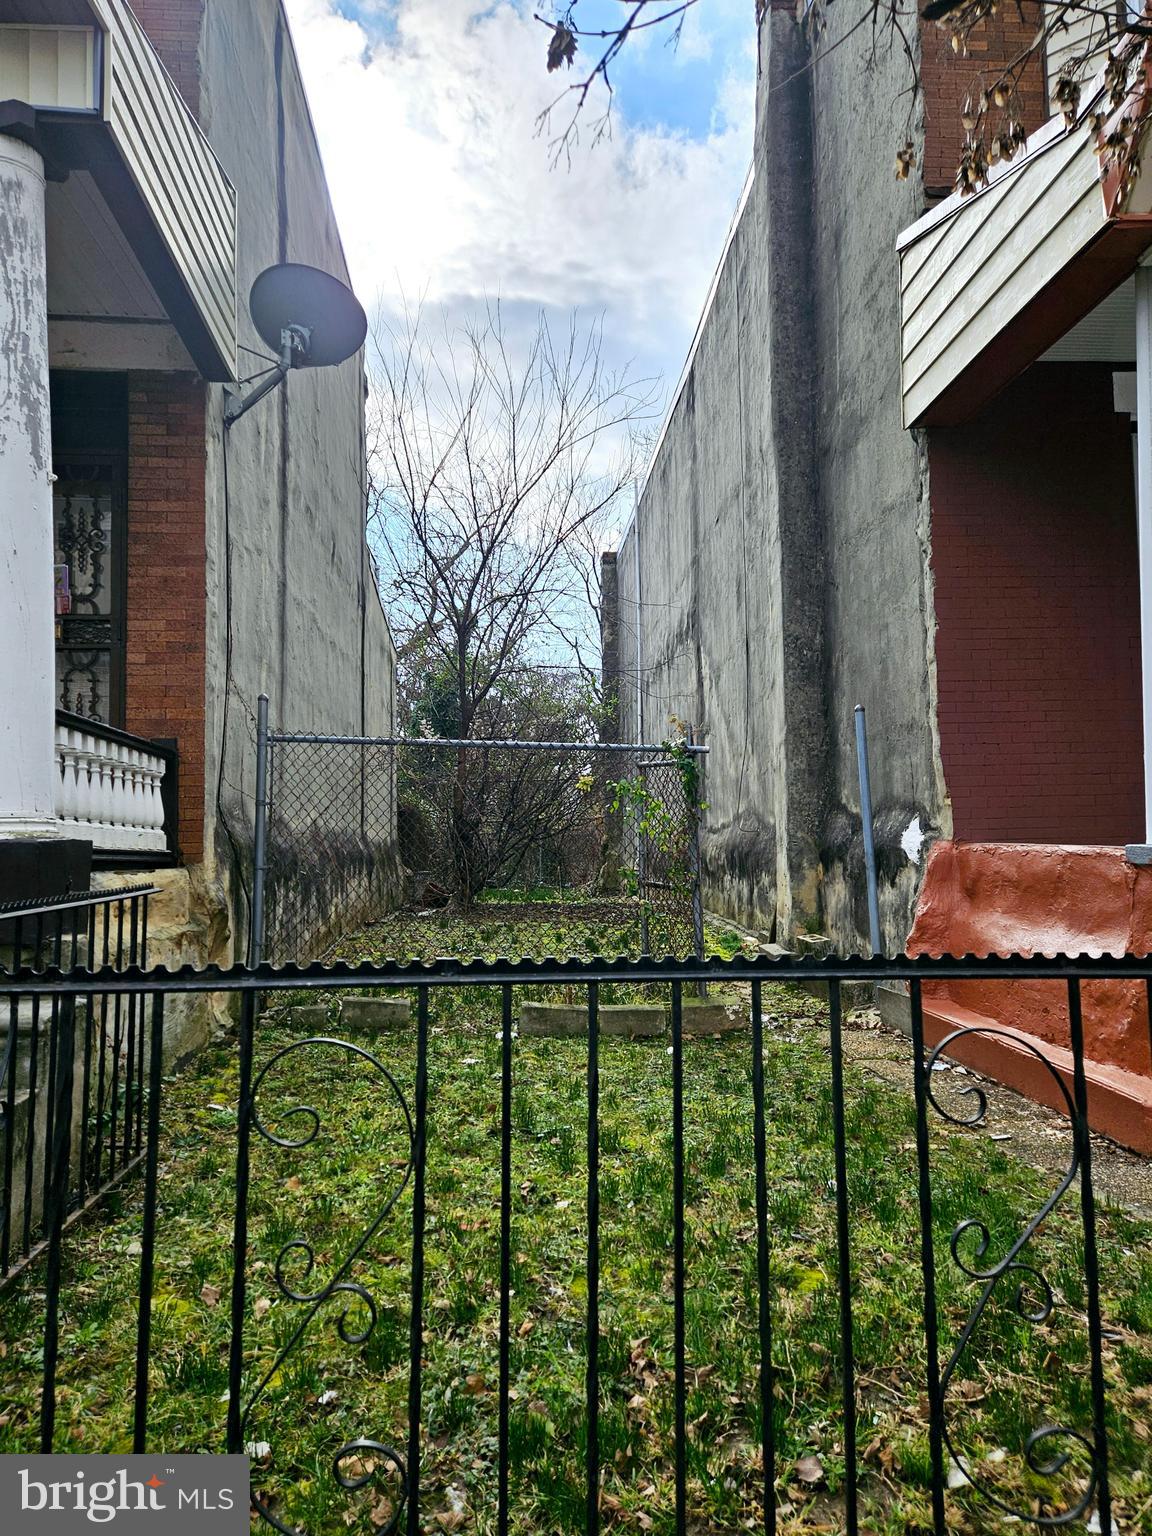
{"left": 929, "top": 363, "right": 1144, "bottom": 845}
{"left": 127, "top": 0, "right": 204, "bottom": 117}
{"left": 919, "top": 6, "right": 1050, "bottom": 196}
{"left": 125, "top": 374, "right": 207, "bottom": 861}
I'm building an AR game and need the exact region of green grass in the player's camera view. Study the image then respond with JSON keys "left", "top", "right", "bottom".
{"left": 0, "top": 962, "right": 1150, "bottom": 1534}
{"left": 344, "top": 899, "right": 707, "bottom": 968}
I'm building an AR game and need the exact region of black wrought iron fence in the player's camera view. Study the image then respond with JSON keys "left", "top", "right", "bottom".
{"left": 254, "top": 701, "right": 706, "bottom": 966}
{"left": 0, "top": 950, "right": 1147, "bottom": 1535}
{"left": 0, "top": 885, "right": 157, "bottom": 1283}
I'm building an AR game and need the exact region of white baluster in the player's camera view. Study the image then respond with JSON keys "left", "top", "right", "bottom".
{"left": 56, "top": 727, "right": 72, "bottom": 821}
{"left": 114, "top": 743, "right": 130, "bottom": 828}
{"left": 149, "top": 757, "right": 166, "bottom": 833}
{"left": 125, "top": 748, "right": 140, "bottom": 829}
{"left": 135, "top": 751, "right": 151, "bottom": 831}
{"left": 99, "top": 743, "right": 117, "bottom": 829}
{"left": 77, "top": 730, "right": 95, "bottom": 827}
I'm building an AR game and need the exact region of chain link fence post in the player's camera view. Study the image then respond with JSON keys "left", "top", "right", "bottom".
{"left": 689, "top": 724, "right": 707, "bottom": 996}
{"left": 248, "top": 693, "right": 270, "bottom": 969}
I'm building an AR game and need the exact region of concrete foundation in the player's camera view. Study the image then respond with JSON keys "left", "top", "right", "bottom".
{"left": 339, "top": 997, "right": 412, "bottom": 1033}
{"left": 680, "top": 996, "right": 748, "bottom": 1036}
{"left": 519, "top": 1002, "right": 666, "bottom": 1039}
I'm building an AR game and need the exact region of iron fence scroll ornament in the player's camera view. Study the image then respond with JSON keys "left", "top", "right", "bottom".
{"left": 926, "top": 1026, "right": 1103, "bottom": 1527}
{"left": 239, "top": 1035, "right": 414, "bottom": 1535}
{"left": 1, "top": 951, "right": 1133, "bottom": 1533}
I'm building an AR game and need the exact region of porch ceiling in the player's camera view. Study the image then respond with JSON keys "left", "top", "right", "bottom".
{"left": 898, "top": 81, "right": 1152, "bottom": 427}
{"left": 46, "top": 167, "right": 163, "bottom": 320}
{"left": 1042, "top": 275, "right": 1136, "bottom": 362}
{"left": 2, "top": 0, "right": 237, "bottom": 381}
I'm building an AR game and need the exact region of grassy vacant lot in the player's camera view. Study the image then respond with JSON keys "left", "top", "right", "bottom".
{"left": 0, "top": 950, "right": 1150, "bottom": 1534}
{"left": 350, "top": 890, "right": 699, "bottom": 968}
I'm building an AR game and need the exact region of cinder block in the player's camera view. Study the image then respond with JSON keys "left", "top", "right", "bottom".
{"left": 599, "top": 1005, "right": 666, "bottom": 1038}
{"left": 519, "top": 1002, "right": 587, "bottom": 1038}
{"left": 680, "top": 995, "right": 747, "bottom": 1036}
{"left": 290, "top": 1005, "right": 332, "bottom": 1033}
{"left": 338, "top": 997, "right": 412, "bottom": 1032}
{"left": 518, "top": 1002, "right": 666, "bottom": 1038}
{"left": 875, "top": 981, "right": 912, "bottom": 1037}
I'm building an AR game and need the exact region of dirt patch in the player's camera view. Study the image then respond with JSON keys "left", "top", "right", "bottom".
{"left": 840, "top": 1008, "right": 1152, "bottom": 1219}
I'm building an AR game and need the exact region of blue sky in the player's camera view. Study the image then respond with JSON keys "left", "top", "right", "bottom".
{"left": 284, "top": 0, "right": 756, "bottom": 491}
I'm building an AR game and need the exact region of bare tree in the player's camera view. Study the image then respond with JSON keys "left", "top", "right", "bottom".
{"left": 535, "top": 0, "right": 1152, "bottom": 197}
{"left": 366, "top": 303, "right": 657, "bottom": 901}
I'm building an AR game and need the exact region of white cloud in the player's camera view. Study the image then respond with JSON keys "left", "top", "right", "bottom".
{"left": 283, "top": 0, "right": 754, "bottom": 391}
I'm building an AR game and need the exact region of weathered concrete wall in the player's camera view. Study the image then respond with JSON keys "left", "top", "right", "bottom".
{"left": 618, "top": 8, "right": 944, "bottom": 952}
{"left": 806, "top": 6, "right": 945, "bottom": 954}
{"left": 195, "top": 0, "right": 397, "bottom": 961}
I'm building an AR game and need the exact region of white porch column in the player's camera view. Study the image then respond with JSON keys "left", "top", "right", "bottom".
{"left": 0, "top": 133, "right": 57, "bottom": 837}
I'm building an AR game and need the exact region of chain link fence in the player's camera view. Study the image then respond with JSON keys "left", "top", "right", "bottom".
{"left": 254, "top": 718, "right": 705, "bottom": 965}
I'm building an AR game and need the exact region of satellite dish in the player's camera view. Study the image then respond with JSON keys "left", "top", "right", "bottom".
{"left": 225, "top": 263, "right": 368, "bottom": 426}
{"left": 249, "top": 263, "right": 367, "bottom": 369}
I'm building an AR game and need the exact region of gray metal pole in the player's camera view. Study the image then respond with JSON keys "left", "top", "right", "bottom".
{"left": 249, "top": 693, "right": 270, "bottom": 969}
{"left": 689, "top": 725, "right": 707, "bottom": 997}
{"left": 854, "top": 704, "right": 883, "bottom": 957}
{"left": 637, "top": 757, "right": 651, "bottom": 956}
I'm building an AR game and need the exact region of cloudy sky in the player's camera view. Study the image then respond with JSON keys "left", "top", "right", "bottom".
{"left": 282, "top": 0, "right": 757, "bottom": 428}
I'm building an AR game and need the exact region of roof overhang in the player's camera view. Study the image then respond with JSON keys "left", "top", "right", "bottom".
{"left": 0, "top": 0, "right": 236, "bottom": 381}
{"left": 898, "top": 56, "right": 1152, "bottom": 428}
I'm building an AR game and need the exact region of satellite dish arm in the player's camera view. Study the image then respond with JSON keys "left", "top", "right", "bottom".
{"left": 223, "top": 324, "right": 312, "bottom": 428}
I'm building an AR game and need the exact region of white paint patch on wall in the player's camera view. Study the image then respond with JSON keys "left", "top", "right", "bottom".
{"left": 901, "top": 814, "right": 926, "bottom": 866}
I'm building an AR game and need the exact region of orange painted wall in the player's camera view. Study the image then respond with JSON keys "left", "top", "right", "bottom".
{"left": 909, "top": 841, "right": 1152, "bottom": 1151}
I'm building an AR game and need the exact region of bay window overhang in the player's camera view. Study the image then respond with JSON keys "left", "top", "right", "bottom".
{"left": 898, "top": 60, "right": 1152, "bottom": 429}
{"left": 0, "top": 0, "right": 237, "bottom": 382}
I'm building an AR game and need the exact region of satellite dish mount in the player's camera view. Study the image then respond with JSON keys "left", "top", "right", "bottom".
{"left": 224, "top": 263, "right": 368, "bottom": 428}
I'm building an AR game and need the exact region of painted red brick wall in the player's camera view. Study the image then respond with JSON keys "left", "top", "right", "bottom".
{"left": 125, "top": 374, "right": 207, "bottom": 861}
{"left": 929, "top": 362, "right": 1144, "bottom": 845}
{"left": 127, "top": 0, "right": 204, "bottom": 117}
{"left": 919, "top": 6, "right": 1050, "bottom": 197}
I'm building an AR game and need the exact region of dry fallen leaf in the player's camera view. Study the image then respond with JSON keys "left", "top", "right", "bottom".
{"left": 254, "top": 1297, "right": 271, "bottom": 1320}
{"left": 794, "top": 1453, "right": 825, "bottom": 1485}
{"left": 341, "top": 1456, "right": 377, "bottom": 1481}
{"left": 200, "top": 1283, "right": 221, "bottom": 1307}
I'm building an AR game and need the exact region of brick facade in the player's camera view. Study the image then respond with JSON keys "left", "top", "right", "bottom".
{"left": 125, "top": 374, "right": 207, "bottom": 861}
{"left": 929, "top": 362, "right": 1144, "bottom": 845}
{"left": 127, "top": 0, "right": 204, "bottom": 117}
{"left": 919, "top": 6, "right": 1050, "bottom": 197}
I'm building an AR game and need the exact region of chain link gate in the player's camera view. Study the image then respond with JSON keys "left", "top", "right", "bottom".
{"left": 249, "top": 697, "right": 706, "bottom": 967}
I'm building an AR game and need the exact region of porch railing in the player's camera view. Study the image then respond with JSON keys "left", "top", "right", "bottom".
{"left": 0, "top": 950, "right": 1145, "bottom": 1534}
{"left": 54, "top": 710, "right": 178, "bottom": 862}
{"left": 0, "top": 884, "right": 156, "bottom": 1283}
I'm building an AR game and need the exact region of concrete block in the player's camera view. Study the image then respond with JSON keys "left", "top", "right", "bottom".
{"left": 875, "top": 981, "right": 912, "bottom": 1037}
{"left": 680, "top": 995, "right": 747, "bottom": 1036}
{"left": 518, "top": 1002, "right": 666, "bottom": 1038}
{"left": 519, "top": 1002, "right": 586, "bottom": 1037}
{"left": 600, "top": 1005, "right": 666, "bottom": 1038}
{"left": 791, "top": 932, "right": 833, "bottom": 959}
{"left": 338, "top": 997, "right": 412, "bottom": 1033}
{"left": 290, "top": 1005, "right": 332, "bottom": 1033}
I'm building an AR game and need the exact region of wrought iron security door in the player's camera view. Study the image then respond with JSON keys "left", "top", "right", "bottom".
{"left": 53, "top": 457, "right": 127, "bottom": 726}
